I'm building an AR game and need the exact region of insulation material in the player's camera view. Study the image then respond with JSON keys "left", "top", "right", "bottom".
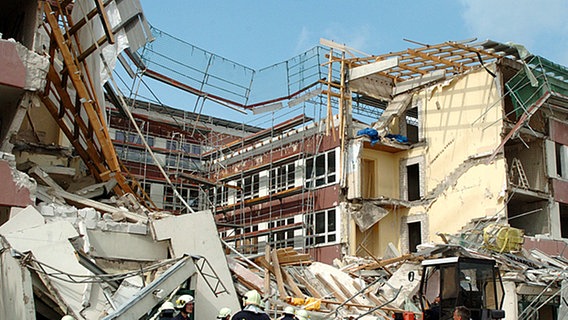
{"left": 349, "top": 202, "right": 389, "bottom": 232}
{"left": 345, "top": 139, "right": 362, "bottom": 197}
{"left": 12, "top": 40, "right": 50, "bottom": 91}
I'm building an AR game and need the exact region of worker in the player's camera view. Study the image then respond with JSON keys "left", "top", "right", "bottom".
{"left": 61, "top": 316, "right": 75, "bottom": 320}
{"left": 217, "top": 307, "right": 232, "bottom": 320}
{"left": 295, "top": 309, "right": 309, "bottom": 320}
{"left": 279, "top": 306, "right": 296, "bottom": 320}
{"left": 159, "top": 301, "right": 176, "bottom": 320}
{"left": 453, "top": 306, "right": 471, "bottom": 320}
{"left": 231, "top": 289, "right": 270, "bottom": 320}
{"left": 424, "top": 296, "right": 440, "bottom": 320}
{"left": 173, "top": 294, "right": 194, "bottom": 320}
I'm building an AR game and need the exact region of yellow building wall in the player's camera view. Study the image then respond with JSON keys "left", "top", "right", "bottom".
{"left": 361, "top": 149, "right": 400, "bottom": 198}
{"left": 357, "top": 67, "right": 509, "bottom": 254}
{"left": 420, "top": 68, "right": 507, "bottom": 240}
{"left": 355, "top": 207, "right": 405, "bottom": 257}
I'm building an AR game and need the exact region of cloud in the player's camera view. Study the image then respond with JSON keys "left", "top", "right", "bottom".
{"left": 321, "top": 24, "right": 374, "bottom": 55}
{"left": 294, "top": 26, "right": 312, "bottom": 53}
{"left": 460, "top": 0, "right": 568, "bottom": 64}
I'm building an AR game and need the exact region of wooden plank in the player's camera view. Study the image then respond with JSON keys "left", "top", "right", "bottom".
{"left": 295, "top": 273, "right": 322, "bottom": 299}
{"left": 360, "top": 245, "right": 392, "bottom": 276}
{"left": 277, "top": 254, "right": 312, "bottom": 265}
{"left": 314, "top": 273, "right": 348, "bottom": 306}
{"left": 281, "top": 267, "right": 304, "bottom": 298}
{"left": 94, "top": 0, "right": 115, "bottom": 44}
{"left": 264, "top": 245, "right": 271, "bottom": 297}
{"left": 270, "top": 249, "right": 287, "bottom": 300}
{"left": 330, "top": 274, "right": 366, "bottom": 310}
{"left": 44, "top": 2, "right": 120, "bottom": 174}
{"left": 351, "top": 280, "right": 383, "bottom": 306}
{"left": 227, "top": 257, "right": 264, "bottom": 294}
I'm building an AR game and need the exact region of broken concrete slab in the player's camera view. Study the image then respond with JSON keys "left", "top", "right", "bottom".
{"left": 3, "top": 220, "right": 108, "bottom": 319}
{"left": 0, "top": 247, "right": 35, "bottom": 320}
{"left": 0, "top": 205, "right": 44, "bottom": 234}
{"left": 152, "top": 210, "right": 241, "bottom": 319}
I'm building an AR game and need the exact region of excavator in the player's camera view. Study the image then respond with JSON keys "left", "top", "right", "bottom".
{"left": 419, "top": 256, "right": 506, "bottom": 320}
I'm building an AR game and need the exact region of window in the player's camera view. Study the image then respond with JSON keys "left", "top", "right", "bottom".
{"left": 269, "top": 163, "right": 295, "bottom": 193}
{"left": 407, "top": 163, "right": 420, "bottom": 201}
{"left": 269, "top": 218, "right": 295, "bottom": 249}
{"left": 212, "top": 185, "right": 229, "bottom": 206}
{"left": 237, "top": 173, "right": 260, "bottom": 201}
{"left": 115, "top": 131, "right": 153, "bottom": 146}
{"left": 305, "top": 208, "right": 337, "bottom": 246}
{"left": 163, "top": 185, "right": 199, "bottom": 212}
{"left": 408, "top": 221, "right": 421, "bottom": 253}
{"left": 236, "top": 225, "right": 258, "bottom": 254}
{"left": 305, "top": 150, "right": 336, "bottom": 188}
{"left": 401, "top": 157, "right": 423, "bottom": 201}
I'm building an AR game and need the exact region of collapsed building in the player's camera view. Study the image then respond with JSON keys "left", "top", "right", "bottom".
{"left": 2, "top": 0, "right": 568, "bottom": 319}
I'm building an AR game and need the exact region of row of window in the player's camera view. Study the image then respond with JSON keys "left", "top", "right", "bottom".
{"left": 115, "top": 146, "right": 202, "bottom": 171}
{"left": 115, "top": 130, "right": 201, "bottom": 155}
{"left": 220, "top": 209, "right": 338, "bottom": 254}
{"left": 211, "top": 149, "right": 337, "bottom": 206}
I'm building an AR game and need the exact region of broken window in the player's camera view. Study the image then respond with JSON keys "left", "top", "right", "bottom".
{"left": 556, "top": 142, "right": 567, "bottom": 179}
{"left": 561, "top": 204, "right": 568, "bottom": 238}
{"left": 305, "top": 208, "right": 337, "bottom": 246}
{"left": 408, "top": 221, "right": 422, "bottom": 253}
{"left": 305, "top": 149, "right": 336, "bottom": 188}
{"left": 401, "top": 157, "right": 424, "bottom": 201}
{"left": 407, "top": 163, "right": 421, "bottom": 201}
{"left": 0, "top": 0, "right": 37, "bottom": 49}
{"left": 401, "top": 106, "right": 420, "bottom": 143}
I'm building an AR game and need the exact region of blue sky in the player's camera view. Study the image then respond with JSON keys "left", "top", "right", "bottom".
{"left": 132, "top": 0, "right": 568, "bottom": 125}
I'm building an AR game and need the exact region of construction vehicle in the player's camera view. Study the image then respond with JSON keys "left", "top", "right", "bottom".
{"left": 419, "top": 256, "right": 505, "bottom": 320}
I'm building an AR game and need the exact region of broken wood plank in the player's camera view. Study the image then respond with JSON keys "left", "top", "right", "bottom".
{"left": 281, "top": 267, "right": 304, "bottom": 298}
{"left": 360, "top": 244, "right": 393, "bottom": 276}
{"left": 295, "top": 272, "right": 322, "bottom": 299}
{"left": 314, "top": 273, "right": 350, "bottom": 311}
{"left": 227, "top": 257, "right": 264, "bottom": 294}
{"left": 271, "top": 249, "right": 287, "bottom": 300}
{"left": 264, "top": 245, "right": 271, "bottom": 297}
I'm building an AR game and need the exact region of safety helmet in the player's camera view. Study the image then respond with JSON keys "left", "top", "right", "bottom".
{"left": 217, "top": 307, "right": 232, "bottom": 318}
{"left": 296, "top": 309, "right": 309, "bottom": 320}
{"left": 283, "top": 306, "right": 295, "bottom": 315}
{"left": 175, "top": 294, "right": 194, "bottom": 309}
{"left": 160, "top": 301, "right": 175, "bottom": 311}
{"left": 61, "top": 316, "right": 75, "bottom": 320}
{"left": 243, "top": 289, "right": 262, "bottom": 306}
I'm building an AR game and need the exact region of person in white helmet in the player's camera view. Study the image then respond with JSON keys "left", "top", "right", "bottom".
{"left": 159, "top": 301, "right": 176, "bottom": 320}
{"left": 231, "top": 290, "right": 270, "bottom": 320}
{"left": 217, "top": 307, "right": 232, "bottom": 320}
{"left": 279, "top": 306, "right": 296, "bottom": 320}
{"left": 173, "top": 294, "right": 194, "bottom": 320}
{"left": 61, "top": 316, "right": 75, "bottom": 320}
{"left": 295, "top": 309, "right": 309, "bottom": 320}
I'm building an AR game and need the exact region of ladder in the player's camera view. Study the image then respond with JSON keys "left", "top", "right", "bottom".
{"left": 510, "top": 158, "right": 529, "bottom": 189}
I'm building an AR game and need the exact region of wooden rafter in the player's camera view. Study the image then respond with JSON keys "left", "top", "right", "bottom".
{"left": 41, "top": 1, "right": 154, "bottom": 207}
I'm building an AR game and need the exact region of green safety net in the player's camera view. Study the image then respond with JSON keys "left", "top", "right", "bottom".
{"left": 505, "top": 55, "right": 568, "bottom": 118}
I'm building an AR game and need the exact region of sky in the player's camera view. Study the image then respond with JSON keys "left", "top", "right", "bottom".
{"left": 130, "top": 0, "right": 568, "bottom": 126}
